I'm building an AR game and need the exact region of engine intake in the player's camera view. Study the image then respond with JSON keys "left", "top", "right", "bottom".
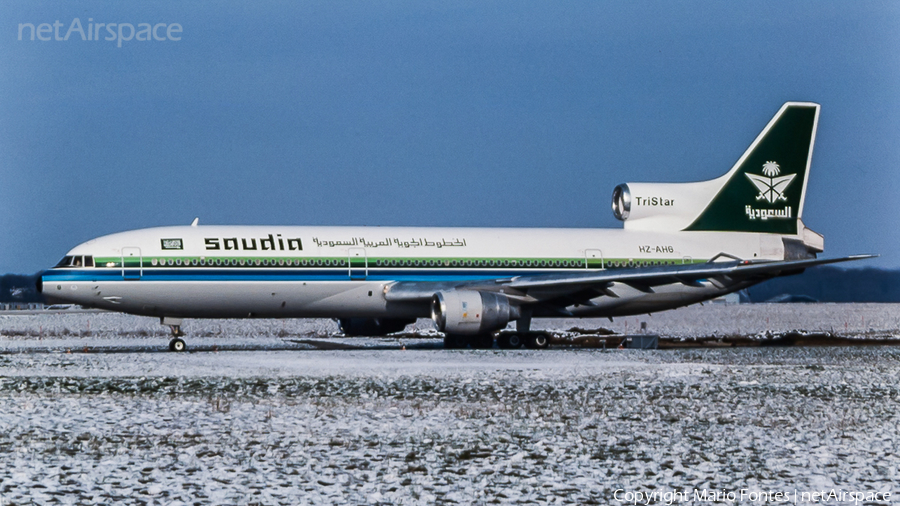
{"left": 612, "top": 183, "right": 631, "bottom": 221}
{"left": 431, "top": 290, "right": 520, "bottom": 335}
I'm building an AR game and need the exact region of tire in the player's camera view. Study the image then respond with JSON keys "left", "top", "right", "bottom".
{"left": 169, "top": 338, "right": 187, "bottom": 352}
{"left": 524, "top": 333, "right": 550, "bottom": 350}
{"left": 497, "top": 333, "right": 523, "bottom": 349}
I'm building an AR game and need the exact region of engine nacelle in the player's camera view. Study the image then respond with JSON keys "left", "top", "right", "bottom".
{"left": 337, "top": 318, "right": 415, "bottom": 337}
{"left": 611, "top": 180, "right": 723, "bottom": 232}
{"left": 430, "top": 290, "right": 520, "bottom": 335}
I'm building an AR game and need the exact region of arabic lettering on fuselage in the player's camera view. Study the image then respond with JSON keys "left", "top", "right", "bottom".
{"left": 310, "top": 237, "right": 467, "bottom": 249}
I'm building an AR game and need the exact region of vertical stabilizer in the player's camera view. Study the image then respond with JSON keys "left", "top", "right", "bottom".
{"left": 684, "top": 102, "right": 819, "bottom": 234}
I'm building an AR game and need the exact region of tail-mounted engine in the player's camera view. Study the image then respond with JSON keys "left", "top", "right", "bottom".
{"left": 611, "top": 103, "right": 820, "bottom": 236}
{"left": 431, "top": 290, "right": 520, "bottom": 335}
{"left": 611, "top": 183, "right": 632, "bottom": 221}
{"left": 611, "top": 181, "right": 721, "bottom": 231}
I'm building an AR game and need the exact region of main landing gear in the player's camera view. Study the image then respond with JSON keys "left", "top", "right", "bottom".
{"left": 496, "top": 333, "right": 523, "bottom": 349}
{"left": 495, "top": 313, "right": 550, "bottom": 350}
{"left": 442, "top": 331, "right": 552, "bottom": 350}
{"left": 442, "top": 313, "right": 551, "bottom": 350}
{"left": 161, "top": 317, "right": 187, "bottom": 352}
{"left": 497, "top": 331, "right": 551, "bottom": 349}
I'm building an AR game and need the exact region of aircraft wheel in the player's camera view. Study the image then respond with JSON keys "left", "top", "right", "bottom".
{"left": 443, "top": 334, "right": 468, "bottom": 349}
{"left": 524, "top": 332, "right": 550, "bottom": 350}
{"left": 497, "top": 333, "right": 523, "bottom": 349}
{"left": 469, "top": 334, "right": 495, "bottom": 349}
{"left": 169, "top": 338, "right": 187, "bottom": 352}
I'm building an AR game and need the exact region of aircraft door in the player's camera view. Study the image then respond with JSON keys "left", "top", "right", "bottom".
{"left": 585, "top": 249, "right": 604, "bottom": 269}
{"left": 122, "top": 247, "right": 142, "bottom": 280}
{"left": 348, "top": 247, "right": 367, "bottom": 280}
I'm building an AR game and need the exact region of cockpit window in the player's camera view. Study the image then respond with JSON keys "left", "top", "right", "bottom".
{"left": 55, "top": 255, "right": 94, "bottom": 268}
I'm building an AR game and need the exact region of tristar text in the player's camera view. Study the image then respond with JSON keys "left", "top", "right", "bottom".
{"left": 634, "top": 197, "right": 674, "bottom": 206}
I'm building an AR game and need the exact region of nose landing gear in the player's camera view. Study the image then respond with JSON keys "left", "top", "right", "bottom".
{"left": 169, "top": 337, "right": 187, "bottom": 352}
{"left": 161, "top": 317, "right": 187, "bottom": 352}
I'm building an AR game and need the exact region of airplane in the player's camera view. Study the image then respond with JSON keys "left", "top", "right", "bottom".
{"left": 40, "top": 102, "right": 873, "bottom": 351}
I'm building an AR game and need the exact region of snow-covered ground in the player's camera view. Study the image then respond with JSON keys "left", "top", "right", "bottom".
{"left": 3, "top": 302, "right": 899, "bottom": 344}
{"left": 1, "top": 305, "right": 899, "bottom": 504}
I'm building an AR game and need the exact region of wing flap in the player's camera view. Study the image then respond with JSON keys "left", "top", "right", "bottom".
{"left": 507, "top": 255, "right": 874, "bottom": 291}
{"left": 383, "top": 255, "right": 875, "bottom": 303}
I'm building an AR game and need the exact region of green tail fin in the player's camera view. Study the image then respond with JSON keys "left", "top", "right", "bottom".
{"left": 684, "top": 102, "right": 819, "bottom": 234}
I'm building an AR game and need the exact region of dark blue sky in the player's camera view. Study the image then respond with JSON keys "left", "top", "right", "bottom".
{"left": 2, "top": 1, "right": 898, "bottom": 273}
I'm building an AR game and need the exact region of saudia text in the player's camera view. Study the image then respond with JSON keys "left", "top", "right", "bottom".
{"left": 205, "top": 234, "right": 302, "bottom": 251}
{"left": 745, "top": 205, "right": 791, "bottom": 221}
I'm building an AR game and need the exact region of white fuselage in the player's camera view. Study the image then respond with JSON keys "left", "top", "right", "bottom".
{"left": 42, "top": 225, "right": 787, "bottom": 320}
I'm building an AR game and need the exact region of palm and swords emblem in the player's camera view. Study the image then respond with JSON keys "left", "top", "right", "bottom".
{"left": 745, "top": 161, "right": 795, "bottom": 204}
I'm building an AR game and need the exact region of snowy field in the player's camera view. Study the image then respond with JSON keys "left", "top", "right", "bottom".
{"left": 1, "top": 305, "right": 899, "bottom": 505}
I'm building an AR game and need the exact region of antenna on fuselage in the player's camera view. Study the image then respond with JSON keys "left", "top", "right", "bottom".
{"left": 190, "top": 217, "right": 199, "bottom": 227}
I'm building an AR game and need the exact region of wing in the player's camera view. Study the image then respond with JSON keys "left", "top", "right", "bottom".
{"left": 384, "top": 255, "right": 876, "bottom": 310}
